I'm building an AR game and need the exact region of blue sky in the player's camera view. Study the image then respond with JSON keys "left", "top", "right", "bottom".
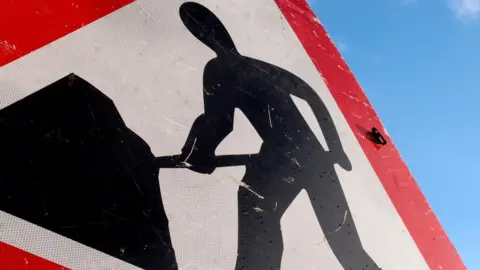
{"left": 308, "top": 0, "right": 479, "bottom": 268}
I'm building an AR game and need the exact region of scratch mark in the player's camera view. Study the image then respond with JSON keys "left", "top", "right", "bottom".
{"left": 139, "top": 5, "right": 157, "bottom": 23}
{"left": 282, "top": 177, "right": 295, "bottom": 184}
{"left": 291, "top": 157, "right": 301, "bottom": 167}
{"left": 163, "top": 116, "right": 187, "bottom": 128}
{"left": 342, "top": 92, "right": 361, "bottom": 102}
{"left": 253, "top": 63, "right": 269, "bottom": 74}
{"left": 229, "top": 177, "right": 264, "bottom": 200}
{"left": 284, "top": 148, "right": 299, "bottom": 156}
{"left": 151, "top": 225, "right": 169, "bottom": 248}
{"left": 182, "top": 138, "right": 197, "bottom": 164}
{"left": 341, "top": 92, "right": 373, "bottom": 109}
{"left": 268, "top": 104, "right": 273, "bottom": 128}
{"left": 332, "top": 210, "right": 348, "bottom": 233}
{"left": 55, "top": 127, "right": 69, "bottom": 143}
{"left": 86, "top": 102, "right": 96, "bottom": 121}
{"left": 203, "top": 87, "right": 214, "bottom": 96}
{"left": 124, "top": 164, "right": 144, "bottom": 195}
{"left": 236, "top": 86, "right": 255, "bottom": 97}
{"left": 59, "top": 224, "right": 78, "bottom": 229}
{"left": 253, "top": 206, "right": 264, "bottom": 212}
{"left": 126, "top": 147, "right": 138, "bottom": 166}
{"left": 181, "top": 162, "right": 193, "bottom": 168}
{"left": 351, "top": 113, "right": 361, "bottom": 119}
{"left": 240, "top": 182, "right": 264, "bottom": 200}
{"left": 273, "top": 202, "right": 278, "bottom": 211}
{"left": 281, "top": 0, "right": 307, "bottom": 15}
{"left": 101, "top": 209, "right": 135, "bottom": 225}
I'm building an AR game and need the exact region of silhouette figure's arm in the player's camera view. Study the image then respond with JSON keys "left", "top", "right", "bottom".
{"left": 290, "top": 79, "right": 352, "bottom": 170}
{"left": 180, "top": 84, "right": 235, "bottom": 174}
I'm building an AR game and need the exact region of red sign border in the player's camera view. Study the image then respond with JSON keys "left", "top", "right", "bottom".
{"left": 275, "top": 0, "right": 465, "bottom": 269}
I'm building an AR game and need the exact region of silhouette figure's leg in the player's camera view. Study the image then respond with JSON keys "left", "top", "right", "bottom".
{"left": 140, "top": 204, "right": 178, "bottom": 270}
{"left": 235, "top": 161, "right": 301, "bottom": 270}
{"left": 306, "top": 170, "right": 380, "bottom": 270}
{"left": 235, "top": 187, "right": 282, "bottom": 270}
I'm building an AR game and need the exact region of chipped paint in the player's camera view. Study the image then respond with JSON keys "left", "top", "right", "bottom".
{"left": 252, "top": 206, "right": 264, "bottom": 212}
{"left": 0, "top": 40, "right": 16, "bottom": 51}
{"left": 282, "top": 177, "right": 295, "bottom": 184}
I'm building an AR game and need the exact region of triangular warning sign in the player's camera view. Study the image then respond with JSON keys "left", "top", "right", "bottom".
{"left": 0, "top": 0, "right": 464, "bottom": 269}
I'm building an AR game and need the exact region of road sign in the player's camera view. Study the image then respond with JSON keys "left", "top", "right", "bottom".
{"left": 0, "top": 0, "right": 464, "bottom": 269}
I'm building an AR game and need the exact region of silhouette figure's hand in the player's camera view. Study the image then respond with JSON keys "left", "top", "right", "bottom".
{"left": 332, "top": 151, "right": 352, "bottom": 171}
{"left": 177, "top": 150, "right": 217, "bottom": 175}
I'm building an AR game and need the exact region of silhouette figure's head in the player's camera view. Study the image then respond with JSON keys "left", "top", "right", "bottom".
{"left": 180, "top": 2, "right": 238, "bottom": 56}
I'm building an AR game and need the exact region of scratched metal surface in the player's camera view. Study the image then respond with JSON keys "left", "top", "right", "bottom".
{"left": 0, "top": 0, "right": 429, "bottom": 269}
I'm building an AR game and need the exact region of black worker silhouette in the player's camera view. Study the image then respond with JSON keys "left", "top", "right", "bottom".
{"left": 0, "top": 74, "right": 177, "bottom": 269}
{"left": 178, "top": 2, "right": 379, "bottom": 269}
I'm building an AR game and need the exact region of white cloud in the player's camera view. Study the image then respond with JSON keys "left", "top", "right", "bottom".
{"left": 448, "top": 0, "right": 480, "bottom": 20}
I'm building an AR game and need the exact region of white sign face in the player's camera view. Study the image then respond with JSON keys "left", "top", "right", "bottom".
{"left": 0, "top": 1, "right": 459, "bottom": 270}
